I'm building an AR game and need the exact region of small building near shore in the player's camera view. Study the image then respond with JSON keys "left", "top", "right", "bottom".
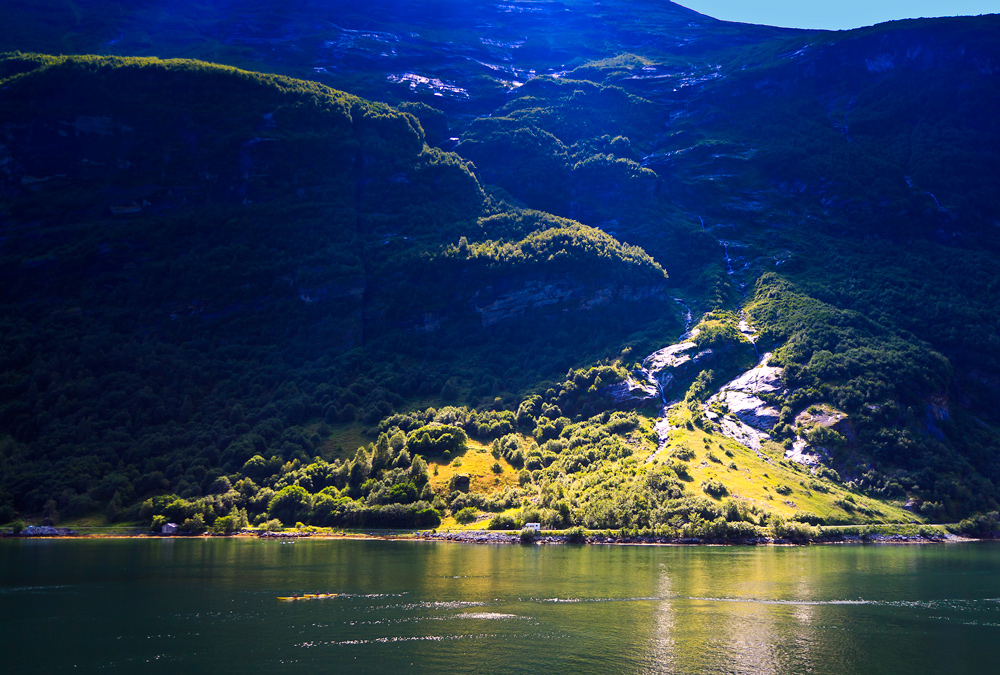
{"left": 524, "top": 522, "right": 541, "bottom": 532}
{"left": 162, "top": 522, "right": 179, "bottom": 535}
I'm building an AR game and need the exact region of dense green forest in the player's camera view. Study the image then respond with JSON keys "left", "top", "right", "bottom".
{"left": 1, "top": 1, "right": 999, "bottom": 537}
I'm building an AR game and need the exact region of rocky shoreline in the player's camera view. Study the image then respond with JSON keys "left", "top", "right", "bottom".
{"left": 1, "top": 527, "right": 981, "bottom": 546}
{"left": 416, "top": 530, "right": 975, "bottom": 546}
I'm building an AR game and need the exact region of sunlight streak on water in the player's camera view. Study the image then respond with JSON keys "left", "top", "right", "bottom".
{"left": 4, "top": 539, "right": 1000, "bottom": 674}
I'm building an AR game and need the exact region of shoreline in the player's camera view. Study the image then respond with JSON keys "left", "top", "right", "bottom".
{"left": 0, "top": 527, "right": 982, "bottom": 546}
{"left": 414, "top": 530, "right": 979, "bottom": 546}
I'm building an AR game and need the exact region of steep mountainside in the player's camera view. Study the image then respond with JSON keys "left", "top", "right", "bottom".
{"left": 1, "top": 2, "right": 999, "bottom": 536}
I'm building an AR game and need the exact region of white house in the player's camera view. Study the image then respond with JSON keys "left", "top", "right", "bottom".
{"left": 524, "top": 522, "right": 541, "bottom": 532}
{"left": 162, "top": 522, "right": 179, "bottom": 535}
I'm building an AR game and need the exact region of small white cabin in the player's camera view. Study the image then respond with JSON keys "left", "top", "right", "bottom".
{"left": 524, "top": 522, "right": 541, "bottom": 532}
{"left": 162, "top": 522, "right": 179, "bottom": 535}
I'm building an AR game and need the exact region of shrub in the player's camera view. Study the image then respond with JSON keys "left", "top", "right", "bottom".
{"left": 834, "top": 498, "right": 856, "bottom": 513}
{"left": 700, "top": 479, "right": 728, "bottom": 498}
{"left": 565, "top": 525, "right": 587, "bottom": 543}
{"left": 406, "top": 424, "right": 468, "bottom": 456}
{"left": 791, "top": 512, "right": 825, "bottom": 526}
{"left": 957, "top": 511, "right": 1000, "bottom": 537}
{"left": 672, "top": 447, "right": 695, "bottom": 461}
{"left": 268, "top": 485, "right": 313, "bottom": 525}
{"left": 414, "top": 508, "right": 442, "bottom": 529}
{"left": 487, "top": 513, "right": 520, "bottom": 530}
{"left": 212, "top": 515, "right": 238, "bottom": 534}
{"left": 769, "top": 515, "right": 819, "bottom": 543}
{"left": 387, "top": 482, "right": 418, "bottom": 504}
{"left": 454, "top": 507, "right": 478, "bottom": 524}
{"left": 519, "top": 528, "right": 537, "bottom": 543}
{"left": 672, "top": 461, "right": 692, "bottom": 480}
{"left": 181, "top": 513, "right": 207, "bottom": 534}
{"left": 815, "top": 466, "right": 842, "bottom": 483}
{"left": 806, "top": 480, "right": 830, "bottom": 493}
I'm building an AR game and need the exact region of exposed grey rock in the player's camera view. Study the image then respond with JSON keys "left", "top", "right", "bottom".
{"left": 785, "top": 404, "right": 851, "bottom": 466}
{"left": 715, "top": 390, "right": 782, "bottom": 429}
{"left": 643, "top": 342, "right": 713, "bottom": 393}
{"left": 721, "top": 355, "right": 783, "bottom": 395}
{"left": 19, "top": 526, "right": 77, "bottom": 536}
{"left": 605, "top": 339, "right": 715, "bottom": 411}
{"left": 709, "top": 354, "right": 784, "bottom": 432}
{"left": 715, "top": 415, "right": 768, "bottom": 454}
{"left": 449, "top": 473, "right": 471, "bottom": 493}
{"left": 784, "top": 438, "right": 823, "bottom": 466}
{"left": 794, "top": 405, "right": 849, "bottom": 431}
{"left": 644, "top": 340, "right": 698, "bottom": 372}
{"left": 604, "top": 375, "right": 660, "bottom": 407}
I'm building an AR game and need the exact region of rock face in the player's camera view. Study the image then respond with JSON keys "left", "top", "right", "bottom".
{"left": 704, "top": 353, "right": 784, "bottom": 453}
{"left": 18, "top": 526, "right": 77, "bottom": 536}
{"left": 604, "top": 375, "right": 660, "bottom": 407}
{"left": 794, "top": 406, "right": 852, "bottom": 438}
{"left": 449, "top": 474, "right": 471, "bottom": 493}
{"left": 645, "top": 340, "right": 698, "bottom": 373}
{"left": 643, "top": 340, "right": 713, "bottom": 396}
{"left": 604, "top": 338, "right": 713, "bottom": 408}
{"left": 709, "top": 354, "right": 783, "bottom": 431}
{"left": 786, "top": 404, "right": 854, "bottom": 466}
{"left": 473, "top": 280, "right": 665, "bottom": 327}
{"left": 708, "top": 412, "right": 767, "bottom": 452}
{"left": 715, "top": 390, "right": 781, "bottom": 429}
{"left": 474, "top": 280, "right": 581, "bottom": 327}
{"left": 785, "top": 438, "right": 823, "bottom": 466}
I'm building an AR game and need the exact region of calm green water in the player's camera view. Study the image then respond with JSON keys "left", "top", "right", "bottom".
{"left": 2, "top": 539, "right": 999, "bottom": 674}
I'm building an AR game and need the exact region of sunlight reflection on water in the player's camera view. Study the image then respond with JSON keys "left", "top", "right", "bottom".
{"left": 3, "top": 539, "right": 1000, "bottom": 674}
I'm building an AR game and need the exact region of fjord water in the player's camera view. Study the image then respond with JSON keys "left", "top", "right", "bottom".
{"left": 2, "top": 539, "right": 999, "bottom": 674}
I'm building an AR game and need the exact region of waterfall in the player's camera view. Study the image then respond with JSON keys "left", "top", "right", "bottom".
{"left": 925, "top": 191, "right": 946, "bottom": 212}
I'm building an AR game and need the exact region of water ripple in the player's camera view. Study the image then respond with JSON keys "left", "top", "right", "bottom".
{"left": 297, "top": 633, "right": 501, "bottom": 648}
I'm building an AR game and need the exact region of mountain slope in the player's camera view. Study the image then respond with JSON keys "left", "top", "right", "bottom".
{"left": 0, "top": 55, "right": 676, "bottom": 526}
{"left": 1, "top": 3, "right": 1000, "bottom": 535}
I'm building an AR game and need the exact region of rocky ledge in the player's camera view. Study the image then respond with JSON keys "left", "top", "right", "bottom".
{"left": 419, "top": 530, "right": 965, "bottom": 546}
{"left": 258, "top": 531, "right": 313, "bottom": 538}
{"left": 705, "top": 353, "right": 783, "bottom": 453}
{"left": 13, "top": 526, "right": 79, "bottom": 536}
{"left": 605, "top": 339, "right": 713, "bottom": 408}
{"left": 709, "top": 353, "right": 783, "bottom": 429}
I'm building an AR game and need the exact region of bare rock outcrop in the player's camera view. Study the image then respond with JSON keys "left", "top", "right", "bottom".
{"left": 785, "top": 404, "right": 853, "bottom": 466}
{"left": 708, "top": 353, "right": 784, "bottom": 432}
{"left": 604, "top": 339, "right": 713, "bottom": 408}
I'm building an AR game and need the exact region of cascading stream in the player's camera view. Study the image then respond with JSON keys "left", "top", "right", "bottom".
{"left": 640, "top": 216, "right": 765, "bottom": 461}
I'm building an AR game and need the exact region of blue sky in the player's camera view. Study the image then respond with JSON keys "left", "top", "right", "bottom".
{"left": 676, "top": 1, "right": 999, "bottom": 30}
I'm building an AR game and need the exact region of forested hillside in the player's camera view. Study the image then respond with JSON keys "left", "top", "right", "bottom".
{"left": 1, "top": 1, "right": 999, "bottom": 537}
